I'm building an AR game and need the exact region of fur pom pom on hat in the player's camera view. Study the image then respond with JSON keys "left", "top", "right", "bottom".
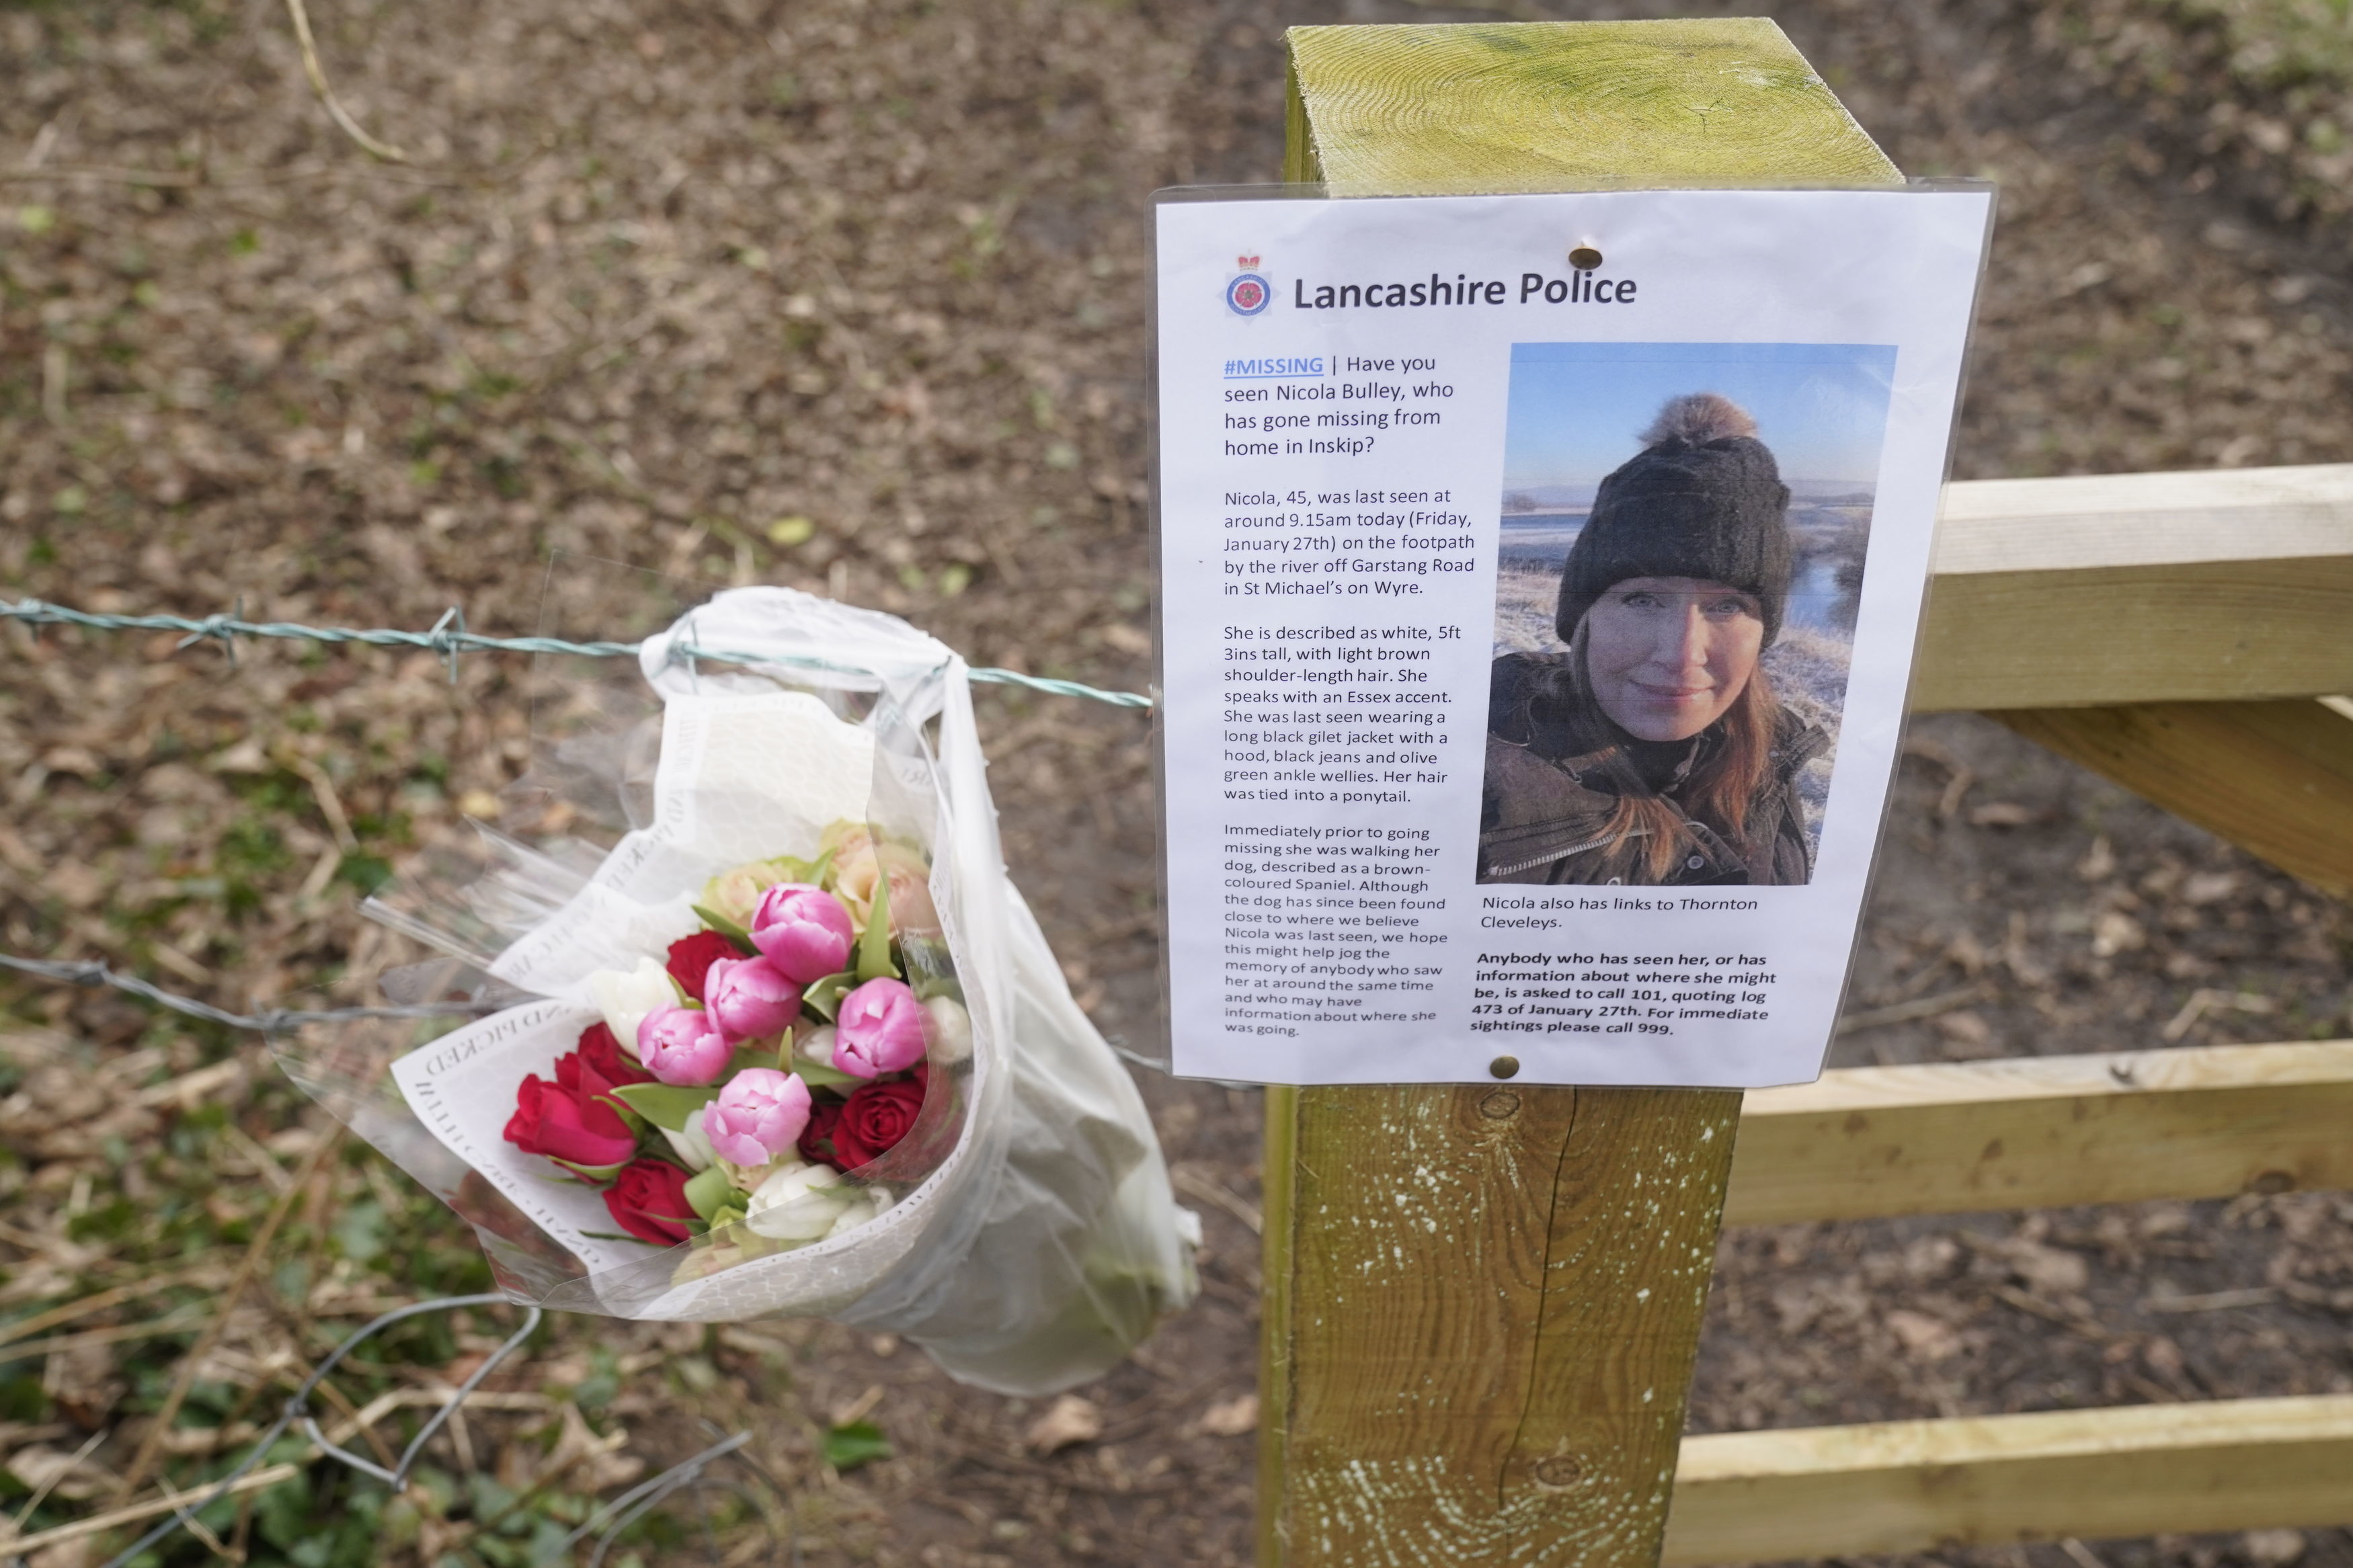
{"left": 1555, "top": 392, "right": 1794, "bottom": 646}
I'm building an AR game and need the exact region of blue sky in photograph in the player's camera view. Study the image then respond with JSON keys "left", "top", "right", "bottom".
{"left": 1501, "top": 342, "right": 1899, "bottom": 493}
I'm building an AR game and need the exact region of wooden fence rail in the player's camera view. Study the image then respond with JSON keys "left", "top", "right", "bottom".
{"left": 1920, "top": 465, "right": 2353, "bottom": 710}
{"left": 1923, "top": 466, "right": 2353, "bottom": 897}
{"left": 1725, "top": 1038, "right": 2353, "bottom": 1226}
{"left": 1663, "top": 1395, "right": 2353, "bottom": 1565}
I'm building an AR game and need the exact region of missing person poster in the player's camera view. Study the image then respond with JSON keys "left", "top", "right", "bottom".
{"left": 1153, "top": 185, "right": 1993, "bottom": 1087}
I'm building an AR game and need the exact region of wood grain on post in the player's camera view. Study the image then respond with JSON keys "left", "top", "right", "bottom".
{"left": 1260, "top": 22, "right": 1899, "bottom": 1567}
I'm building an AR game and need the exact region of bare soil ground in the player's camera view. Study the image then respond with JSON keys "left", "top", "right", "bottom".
{"left": 2, "top": 0, "right": 2350, "bottom": 1565}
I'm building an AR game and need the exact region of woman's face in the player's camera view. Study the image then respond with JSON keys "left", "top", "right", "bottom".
{"left": 1582, "top": 576, "right": 1765, "bottom": 743}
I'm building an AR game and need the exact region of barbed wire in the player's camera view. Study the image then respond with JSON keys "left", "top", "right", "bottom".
{"left": 0, "top": 952, "right": 495, "bottom": 1032}
{"left": 0, "top": 595, "right": 1156, "bottom": 709}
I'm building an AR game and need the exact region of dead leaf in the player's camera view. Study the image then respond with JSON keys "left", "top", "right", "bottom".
{"left": 1096, "top": 622, "right": 1150, "bottom": 655}
{"left": 1194, "top": 1393, "right": 1257, "bottom": 1437}
{"left": 1886, "top": 1309, "right": 1964, "bottom": 1362}
{"left": 1025, "top": 1394, "right": 1102, "bottom": 1454}
{"left": 2180, "top": 870, "right": 2239, "bottom": 906}
{"left": 2008, "top": 1241, "right": 2090, "bottom": 1296}
{"left": 7, "top": 1444, "right": 114, "bottom": 1501}
{"left": 830, "top": 1383, "right": 885, "bottom": 1428}
{"left": 2242, "top": 1530, "right": 2307, "bottom": 1567}
{"left": 2075, "top": 835, "right": 2116, "bottom": 880}
{"left": 1903, "top": 1235, "right": 1960, "bottom": 1282}
{"left": 1968, "top": 801, "right": 2036, "bottom": 827}
{"left": 2091, "top": 910, "right": 2146, "bottom": 958}
{"left": 42, "top": 1339, "right": 124, "bottom": 1428}
{"left": 47, "top": 863, "right": 106, "bottom": 910}
{"left": 206, "top": 738, "right": 269, "bottom": 774}
{"left": 1933, "top": 1009, "right": 1993, "bottom": 1051}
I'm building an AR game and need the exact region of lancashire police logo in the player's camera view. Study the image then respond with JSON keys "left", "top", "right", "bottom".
{"left": 1226, "top": 254, "right": 1271, "bottom": 317}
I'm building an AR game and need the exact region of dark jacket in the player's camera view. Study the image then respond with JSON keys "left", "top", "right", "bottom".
{"left": 1478, "top": 651, "right": 1825, "bottom": 886}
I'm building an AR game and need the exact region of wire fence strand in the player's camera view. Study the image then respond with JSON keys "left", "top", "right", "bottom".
{"left": 0, "top": 952, "right": 493, "bottom": 1032}
{"left": 0, "top": 594, "right": 1156, "bottom": 709}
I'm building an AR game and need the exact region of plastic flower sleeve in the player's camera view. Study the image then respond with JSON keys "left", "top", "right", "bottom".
{"left": 272, "top": 587, "right": 1196, "bottom": 1395}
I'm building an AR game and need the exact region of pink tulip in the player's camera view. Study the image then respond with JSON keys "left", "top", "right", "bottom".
{"left": 703, "top": 955, "right": 803, "bottom": 1042}
{"left": 637, "top": 1005, "right": 732, "bottom": 1086}
{"left": 748, "top": 883, "right": 856, "bottom": 984}
{"left": 699, "top": 1069, "right": 812, "bottom": 1167}
{"left": 833, "top": 977, "right": 928, "bottom": 1079}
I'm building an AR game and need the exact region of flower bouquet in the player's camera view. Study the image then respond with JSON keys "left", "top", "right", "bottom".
{"left": 274, "top": 588, "right": 1196, "bottom": 1395}
{"left": 496, "top": 821, "right": 957, "bottom": 1264}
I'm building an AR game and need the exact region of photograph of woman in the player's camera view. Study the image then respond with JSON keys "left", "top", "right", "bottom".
{"left": 1480, "top": 349, "right": 1892, "bottom": 888}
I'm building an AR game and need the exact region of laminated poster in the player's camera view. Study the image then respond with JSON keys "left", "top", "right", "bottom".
{"left": 1153, "top": 185, "right": 1994, "bottom": 1087}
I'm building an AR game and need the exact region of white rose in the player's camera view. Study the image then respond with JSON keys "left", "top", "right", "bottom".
{"left": 658, "top": 1120, "right": 715, "bottom": 1173}
{"left": 797, "top": 1024, "right": 838, "bottom": 1066}
{"left": 823, "top": 1194, "right": 878, "bottom": 1239}
{"left": 922, "top": 997, "right": 971, "bottom": 1065}
{"left": 744, "top": 1160, "right": 852, "bottom": 1241}
{"left": 589, "top": 956, "right": 678, "bottom": 1050}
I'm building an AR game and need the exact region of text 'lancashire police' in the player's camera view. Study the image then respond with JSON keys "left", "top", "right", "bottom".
{"left": 1291, "top": 270, "right": 1636, "bottom": 311}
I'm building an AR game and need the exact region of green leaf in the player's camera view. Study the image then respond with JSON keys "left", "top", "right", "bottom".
{"left": 791, "top": 1055, "right": 861, "bottom": 1090}
{"left": 855, "top": 872, "right": 894, "bottom": 982}
{"left": 682, "top": 1165, "right": 736, "bottom": 1222}
{"left": 610, "top": 1082, "right": 721, "bottom": 1132}
{"left": 332, "top": 1200, "right": 387, "bottom": 1263}
{"left": 571, "top": 1348, "right": 621, "bottom": 1411}
{"left": 822, "top": 1419, "right": 893, "bottom": 1473}
{"left": 727, "top": 1044, "right": 778, "bottom": 1077}
{"left": 807, "top": 848, "right": 835, "bottom": 891}
{"left": 592, "top": 1089, "right": 646, "bottom": 1134}
{"left": 799, "top": 970, "right": 855, "bottom": 1022}
{"left": 0, "top": 1374, "right": 44, "bottom": 1423}
{"left": 690, "top": 905, "right": 758, "bottom": 950}
{"left": 708, "top": 1204, "right": 748, "bottom": 1231}
{"left": 548, "top": 1158, "right": 631, "bottom": 1184}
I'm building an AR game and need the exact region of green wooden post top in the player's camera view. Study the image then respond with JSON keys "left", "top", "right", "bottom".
{"left": 1287, "top": 19, "right": 1899, "bottom": 194}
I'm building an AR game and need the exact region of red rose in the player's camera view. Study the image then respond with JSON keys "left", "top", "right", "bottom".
{"left": 602, "top": 1159, "right": 696, "bottom": 1246}
{"left": 666, "top": 930, "right": 744, "bottom": 1000}
{"left": 796, "top": 1096, "right": 845, "bottom": 1168}
{"left": 503, "top": 1051, "right": 637, "bottom": 1168}
{"left": 830, "top": 1077, "right": 926, "bottom": 1169}
{"left": 574, "top": 1021, "right": 651, "bottom": 1086}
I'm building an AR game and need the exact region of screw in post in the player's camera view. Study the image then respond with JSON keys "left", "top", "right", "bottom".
{"left": 1488, "top": 1055, "right": 1520, "bottom": 1079}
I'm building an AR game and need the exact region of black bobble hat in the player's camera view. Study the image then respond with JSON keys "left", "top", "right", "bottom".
{"left": 1554, "top": 393, "right": 1794, "bottom": 646}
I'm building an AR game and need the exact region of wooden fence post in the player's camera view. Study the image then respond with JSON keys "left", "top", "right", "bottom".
{"left": 1257, "top": 22, "right": 1903, "bottom": 1567}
